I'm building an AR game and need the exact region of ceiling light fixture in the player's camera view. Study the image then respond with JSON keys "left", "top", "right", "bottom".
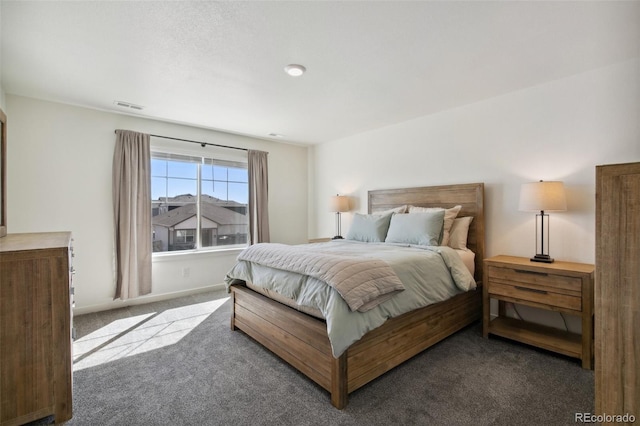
{"left": 284, "top": 64, "right": 306, "bottom": 77}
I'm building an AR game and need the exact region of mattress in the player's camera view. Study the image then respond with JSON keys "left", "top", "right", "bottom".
{"left": 225, "top": 240, "right": 477, "bottom": 357}
{"left": 245, "top": 247, "right": 475, "bottom": 320}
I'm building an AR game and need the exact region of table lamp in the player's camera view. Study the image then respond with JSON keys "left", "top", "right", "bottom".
{"left": 329, "top": 195, "right": 349, "bottom": 239}
{"left": 518, "top": 180, "right": 567, "bottom": 263}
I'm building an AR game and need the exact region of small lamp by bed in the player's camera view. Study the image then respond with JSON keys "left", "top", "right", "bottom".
{"left": 330, "top": 195, "right": 350, "bottom": 239}
{"left": 519, "top": 180, "right": 567, "bottom": 263}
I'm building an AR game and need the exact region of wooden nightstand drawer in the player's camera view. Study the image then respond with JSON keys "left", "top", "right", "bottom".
{"left": 487, "top": 265, "right": 582, "bottom": 311}
{"left": 487, "top": 265, "right": 581, "bottom": 293}
{"left": 488, "top": 282, "right": 581, "bottom": 311}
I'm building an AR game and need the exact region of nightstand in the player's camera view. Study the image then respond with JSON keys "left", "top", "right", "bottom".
{"left": 483, "top": 255, "right": 595, "bottom": 369}
{"left": 308, "top": 237, "right": 332, "bottom": 243}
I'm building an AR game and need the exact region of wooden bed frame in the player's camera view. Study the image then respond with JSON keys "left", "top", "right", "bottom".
{"left": 230, "top": 183, "right": 485, "bottom": 409}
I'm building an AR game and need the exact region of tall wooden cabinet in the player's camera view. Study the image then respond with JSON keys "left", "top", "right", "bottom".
{"left": 0, "top": 232, "right": 73, "bottom": 425}
{"left": 595, "top": 162, "right": 639, "bottom": 422}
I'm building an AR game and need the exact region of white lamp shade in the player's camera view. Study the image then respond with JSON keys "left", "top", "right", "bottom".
{"left": 519, "top": 181, "right": 567, "bottom": 212}
{"left": 329, "top": 195, "right": 350, "bottom": 213}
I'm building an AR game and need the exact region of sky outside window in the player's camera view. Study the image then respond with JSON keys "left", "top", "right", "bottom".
{"left": 151, "top": 159, "right": 247, "bottom": 204}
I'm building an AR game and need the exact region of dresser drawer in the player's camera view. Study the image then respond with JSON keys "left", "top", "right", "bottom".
{"left": 487, "top": 265, "right": 582, "bottom": 311}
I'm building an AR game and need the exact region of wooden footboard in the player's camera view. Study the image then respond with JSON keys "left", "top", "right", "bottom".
{"left": 231, "top": 284, "right": 482, "bottom": 409}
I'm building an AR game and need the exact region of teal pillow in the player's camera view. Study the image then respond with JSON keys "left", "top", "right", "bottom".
{"left": 385, "top": 210, "right": 445, "bottom": 246}
{"left": 346, "top": 213, "right": 393, "bottom": 242}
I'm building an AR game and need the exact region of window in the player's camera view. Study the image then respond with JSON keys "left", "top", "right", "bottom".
{"left": 174, "top": 229, "right": 195, "bottom": 244}
{"left": 151, "top": 151, "right": 248, "bottom": 253}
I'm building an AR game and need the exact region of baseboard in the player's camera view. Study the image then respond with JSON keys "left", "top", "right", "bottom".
{"left": 73, "top": 283, "right": 226, "bottom": 315}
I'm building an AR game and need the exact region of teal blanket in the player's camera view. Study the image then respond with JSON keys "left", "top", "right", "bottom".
{"left": 225, "top": 240, "right": 476, "bottom": 358}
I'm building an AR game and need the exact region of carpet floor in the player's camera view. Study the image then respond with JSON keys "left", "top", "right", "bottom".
{"left": 68, "top": 290, "right": 594, "bottom": 426}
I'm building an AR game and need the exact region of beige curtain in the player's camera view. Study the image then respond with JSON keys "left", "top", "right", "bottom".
{"left": 112, "top": 130, "right": 152, "bottom": 300}
{"left": 248, "top": 150, "right": 270, "bottom": 244}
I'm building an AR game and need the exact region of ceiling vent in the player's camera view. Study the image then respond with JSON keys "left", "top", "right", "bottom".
{"left": 114, "top": 101, "right": 144, "bottom": 111}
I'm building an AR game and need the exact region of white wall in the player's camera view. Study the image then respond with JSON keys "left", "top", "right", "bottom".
{"left": 312, "top": 59, "right": 639, "bottom": 263}
{"left": 311, "top": 59, "right": 640, "bottom": 332}
{"left": 6, "top": 95, "right": 308, "bottom": 313}
{"left": 0, "top": 1, "right": 4, "bottom": 110}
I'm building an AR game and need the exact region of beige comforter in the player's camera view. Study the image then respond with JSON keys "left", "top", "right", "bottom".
{"left": 237, "top": 242, "right": 405, "bottom": 312}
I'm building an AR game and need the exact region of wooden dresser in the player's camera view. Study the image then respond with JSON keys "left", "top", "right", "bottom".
{"left": 0, "top": 232, "right": 73, "bottom": 425}
{"left": 596, "top": 162, "right": 639, "bottom": 422}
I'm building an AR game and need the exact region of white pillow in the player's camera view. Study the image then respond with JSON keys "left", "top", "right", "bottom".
{"left": 375, "top": 205, "right": 408, "bottom": 215}
{"left": 448, "top": 216, "right": 473, "bottom": 250}
{"left": 408, "top": 205, "right": 461, "bottom": 246}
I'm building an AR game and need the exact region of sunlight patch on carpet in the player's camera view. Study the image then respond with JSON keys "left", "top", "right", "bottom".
{"left": 73, "top": 298, "right": 228, "bottom": 371}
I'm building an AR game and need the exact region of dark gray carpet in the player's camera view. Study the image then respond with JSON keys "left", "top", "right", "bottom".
{"left": 68, "top": 292, "right": 593, "bottom": 426}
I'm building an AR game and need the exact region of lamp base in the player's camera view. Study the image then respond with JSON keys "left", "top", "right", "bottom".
{"left": 531, "top": 254, "right": 554, "bottom": 263}
{"left": 332, "top": 236, "right": 344, "bottom": 240}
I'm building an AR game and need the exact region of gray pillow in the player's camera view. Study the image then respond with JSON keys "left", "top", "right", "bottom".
{"left": 346, "top": 213, "right": 393, "bottom": 242}
{"left": 385, "top": 210, "right": 445, "bottom": 246}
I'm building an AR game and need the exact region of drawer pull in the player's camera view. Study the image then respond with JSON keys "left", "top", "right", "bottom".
{"left": 514, "top": 285, "right": 548, "bottom": 295}
{"left": 514, "top": 269, "right": 548, "bottom": 276}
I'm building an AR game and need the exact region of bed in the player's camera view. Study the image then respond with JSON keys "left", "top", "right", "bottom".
{"left": 227, "top": 183, "right": 485, "bottom": 409}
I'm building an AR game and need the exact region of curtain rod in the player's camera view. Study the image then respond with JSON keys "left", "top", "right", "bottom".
{"left": 150, "top": 134, "right": 249, "bottom": 152}
{"left": 114, "top": 130, "right": 249, "bottom": 152}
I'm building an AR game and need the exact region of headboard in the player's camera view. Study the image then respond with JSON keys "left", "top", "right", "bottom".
{"left": 368, "top": 183, "right": 485, "bottom": 283}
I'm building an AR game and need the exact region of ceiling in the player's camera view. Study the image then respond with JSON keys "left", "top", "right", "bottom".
{"left": 2, "top": 1, "right": 638, "bottom": 145}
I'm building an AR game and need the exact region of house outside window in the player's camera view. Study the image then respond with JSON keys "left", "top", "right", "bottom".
{"left": 151, "top": 151, "right": 248, "bottom": 253}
